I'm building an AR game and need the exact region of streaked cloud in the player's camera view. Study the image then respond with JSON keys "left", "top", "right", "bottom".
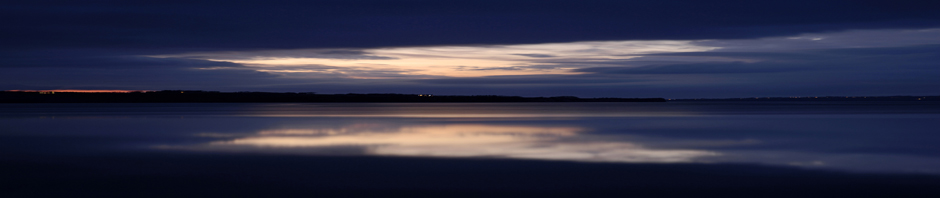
{"left": 150, "top": 28, "right": 940, "bottom": 82}
{"left": 158, "top": 40, "right": 716, "bottom": 78}
{"left": 4, "top": 28, "right": 940, "bottom": 98}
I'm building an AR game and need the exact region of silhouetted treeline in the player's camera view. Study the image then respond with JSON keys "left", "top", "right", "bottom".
{"left": 0, "top": 90, "right": 665, "bottom": 103}
{"left": 672, "top": 96, "right": 940, "bottom": 101}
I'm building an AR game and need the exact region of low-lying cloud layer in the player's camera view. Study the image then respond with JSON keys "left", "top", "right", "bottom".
{"left": 2, "top": 1, "right": 940, "bottom": 97}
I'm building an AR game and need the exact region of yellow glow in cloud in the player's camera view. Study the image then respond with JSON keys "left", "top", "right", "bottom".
{"left": 178, "top": 40, "right": 717, "bottom": 78}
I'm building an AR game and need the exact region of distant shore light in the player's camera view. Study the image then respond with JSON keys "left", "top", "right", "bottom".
{"left": 4, "top": 90, "right": 150, "bottom": 93}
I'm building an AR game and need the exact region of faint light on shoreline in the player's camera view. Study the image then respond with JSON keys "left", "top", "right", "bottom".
{"left": 4, "top": 90, "right": 151, "bottom": 93}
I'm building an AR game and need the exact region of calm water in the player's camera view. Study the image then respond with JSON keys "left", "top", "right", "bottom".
{"left": 3, "top": 101, "right": 939, "bottom": 174}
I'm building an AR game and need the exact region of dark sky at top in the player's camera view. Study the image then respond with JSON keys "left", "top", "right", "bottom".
{"left": 3, "top": 0, "right": 940, "bottom": 98}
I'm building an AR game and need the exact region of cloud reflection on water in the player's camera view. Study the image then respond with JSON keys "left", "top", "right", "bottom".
{"left": 6, "top": 103, "right": 940, "bottom": 173}
{"left": 200, "top": 124, "right": 718, "bottom": 163}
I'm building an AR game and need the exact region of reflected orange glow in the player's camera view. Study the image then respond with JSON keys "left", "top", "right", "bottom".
{"left": 257, "top": 124, "right": 581, "bottom": 136}
{"left": 6, "top": 90, "right": 149, "bottom": 93}
{"left": 203, "top": 124, "right": 717, "bottom": 163}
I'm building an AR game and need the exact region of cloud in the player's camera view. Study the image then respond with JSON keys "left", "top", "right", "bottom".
{"left": 454, "top": 66, "right": 525, "bottom": 71}
{"left": 166, "top": 49, "right": 399, "bottom": 60}
{"left": 578, "top": 44, "right": 940, "bottom": 73}
{"left": 3, "top": 0, "right": 940, "bottom": 97}
{"left": 695, "top": 29, "right": 940, "bottom": 52}
{"left": 575, "top": 62, "right": 807, "bottom": 74}
{"left": 172, "top": 40, "right": 714, "bottom": 78}
{"left": 513, "top": 54, "right": 556, "bottom": 58}
{"left": 6, "top": 36, "right": 940, "bottom": 98}
{"left": 162, "top": 29, "right": 940, "bottom": 81}
{"left": 0, "top": 55, "right": 243, "bottom": 69}
{"left": 0, "top": 50, "right": 289, "bottom": 90}
{"left": 417, "top": 75, "right": 643, "bottom": 85}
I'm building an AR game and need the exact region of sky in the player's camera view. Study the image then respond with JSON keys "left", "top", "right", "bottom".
{"left": 3, "top": 0, "right": 940, "bottom": 98}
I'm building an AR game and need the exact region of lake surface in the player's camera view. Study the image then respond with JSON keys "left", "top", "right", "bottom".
{"left": 3, "top": 102, "right": 940, "bottom": 197}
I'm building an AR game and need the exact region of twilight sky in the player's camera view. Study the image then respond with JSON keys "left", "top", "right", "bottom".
{"left": 3, "top": 0, "right": 940, "bottom": 98}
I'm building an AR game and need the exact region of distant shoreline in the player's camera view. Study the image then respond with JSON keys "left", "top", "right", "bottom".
{"left": 4, "top": 90, "right": 937, "bottom": 103}
{"left": 0, "top": 91, "right": 666, "bottom": 103}
{"left": 670, "top": 96, "right": 939, "bottom": 102}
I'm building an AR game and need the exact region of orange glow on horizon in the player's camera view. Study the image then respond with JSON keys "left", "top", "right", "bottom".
{"left": 5, "top": 90, "right": 150, "bottom": 93}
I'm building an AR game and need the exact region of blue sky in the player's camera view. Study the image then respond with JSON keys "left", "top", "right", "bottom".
{"left": 3, "top": 0, "right": 940, "bottom": 98}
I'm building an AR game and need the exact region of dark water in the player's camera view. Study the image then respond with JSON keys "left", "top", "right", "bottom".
{"left": 3, "top": 102, "right": 940, "bottom": 197}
